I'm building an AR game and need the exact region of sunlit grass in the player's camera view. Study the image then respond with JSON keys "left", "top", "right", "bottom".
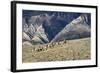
{"left": 22, "top": 38, "right": 90, "bottom": 63}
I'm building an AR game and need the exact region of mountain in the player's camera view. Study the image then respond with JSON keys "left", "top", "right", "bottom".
{"left": 22, "top": 18, "right": 29, "bottom": 33}
{"left": 26, "top": 24, "right": 35, "bottom": 38}
{"left": 22, "top": 14, "right": 49, "bottom": 44}
{"left": 22, "top": 24, "right": 49, "bottom": 44}
{"left": 51, "top": 14, "right": 90, "bottom": 42}
{"left": 23, "top": 11, "right": 91, "bottom": 44}
{"left": 35, "top": 25, "right": 49, "bottom": 43}
{"left": 31, "top": 36, "right": 44, "bottom": 45}
{"left": 42, "top": 12, "right": 82, "bottom": 41}
{"left": 23, "top": 11, "right": 82, "bottom": 41}
{"left": 22, "top": 32, "right": 31, "bottom": 41}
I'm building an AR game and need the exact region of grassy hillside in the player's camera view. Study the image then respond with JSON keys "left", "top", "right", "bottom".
{"left": 22, "top": 38, "right": 91, "bottom": 63}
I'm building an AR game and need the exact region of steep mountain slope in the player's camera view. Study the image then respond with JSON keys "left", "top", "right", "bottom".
{"left": 22, "top": 32, "right": 31, "bottom": 41}
{"left": 51, "top": 14, "right": 90, "bottom": 42}
{"left": 35, "top": 25, "right": 49, "bottom": 43}
{"left": 22, "top": 18, "right": 29, "bottom": 33}
{"left": 31, "top": 36, "right": 44, "bottom": 44}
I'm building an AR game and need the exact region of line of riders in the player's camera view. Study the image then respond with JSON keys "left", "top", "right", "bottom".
{"left": 32, "top": 40, "right": 68, "bottom": 52}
